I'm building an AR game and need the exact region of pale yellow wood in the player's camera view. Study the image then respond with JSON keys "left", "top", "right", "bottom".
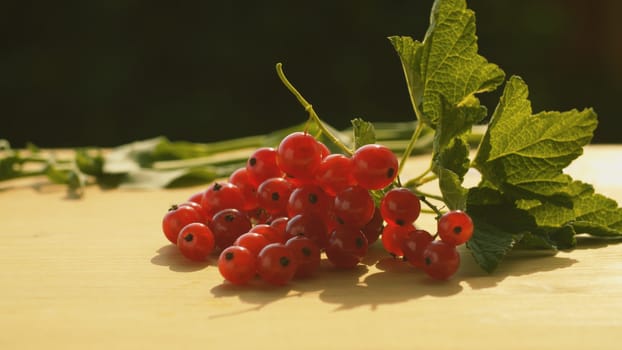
{"left": 1, "top": 145, "right": 621, "bottom": 350}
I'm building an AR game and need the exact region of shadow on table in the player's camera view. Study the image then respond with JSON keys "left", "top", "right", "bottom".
{"left": 154, "top": 239, "right": 585, "bottom": 315}
{"left": 150, "top": 244, "right": 212, "bottom": 272}
{"left": 208, "top": 241, "right": 583, "bottom": 314}
{"left": 458, "top": 249, "right": 578, "bottom": 290}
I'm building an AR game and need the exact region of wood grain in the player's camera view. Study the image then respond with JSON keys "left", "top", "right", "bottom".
{"left": 0, "top": 145, "right": 621, "bottom": 349}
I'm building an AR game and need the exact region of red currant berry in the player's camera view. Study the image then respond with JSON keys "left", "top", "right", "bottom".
{"left": 351, "top": 144, "right": 398, "bottom": 190}
{"left": 325, "top": 227, "right": 368, "bottom": 269}
{"left": 187, "top": 191, "right": 204, "bottom": 205}
{"left": 250, "top": 224, "right": 286, "bottom": 244}
{"left": 177, "top": 223, "right": 216, "bottom": 261}
{"left": 287, "top": 184, "right": 333, "bottom": 222}
{"left": 423, "top": 240, "right": 460, "bottom": 280}
{"left": 276, "top": 132, "right": 322, "bottom": 181}
{"left": 209, "top": 208, "right": 252, "bottom": 250}
{"left": 400, "top": 229, "right": 434, "bottom": 269}
{"left": 316, "top": 140, "right": 331, "bottom": 159}
{"left": 285, "top": 235, "right": 321, "bottom": 278}
{"left": 233, "top": 232, "right": 271, "bottom": 257}
{"left": 437, "top": 210, "right": 474, "bottom": 246}
{"left": 162, "top": 203, "right": 206, "bottom": 245}
{"left": 361, "top": 206, "right": 384, "bottom": 245}
{"left": 380, "top": 187, "right": 421, "bottom": 226}
{"left": 315, "top": 154, "right": 357, "bottom": 196}
{"left": 201, "top": 182, "right": 245, "bottom": 220}
{"left": 256, "top": 177, "right": 293, "bottom": 215}
{"left": 381, "top": 223, "right": 416, "bottom": 257}
{"left": 333, "top": 186, "right": 375, "bottom": 228}
{"left": 257, "top": 243, "right": 298, "bottom": 285}
{"left": 228, "top": 167, "right": 259, "bottom": 211}
{"left": 284, "top": 213, "right": 329, "bottom": 249}
{"left": 246, "top": 147, "right": 282, "bottom": 187}
{"left": 269, "top": 216, "right": 289, "bottom": 239}
{"left": 218, "top": 246, "right": 257, "bottom": 285}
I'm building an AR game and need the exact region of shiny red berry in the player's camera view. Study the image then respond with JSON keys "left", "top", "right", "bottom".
{"left": 380, "top": 187, "right": 421, "bottom": 226}
{"left": 201, "top": 182, "right": 245, "bottom": 220}
{"left": 333, "top": 186, "right": 375, "bottom": 228}
{"left": 351, "top": 144, "right": 398, "bottom": 190}
{"left": 218, "top": 246, "right": 257, "bottom": 285}
{"left": 177, "top": 222, "right": 216, "bottom": 261}
{"left": 315, "top": 154, "right": 357, "bottom": 196}
{"left": 325, "top": 227, "right": 368, "bottom": 269}
{"left": 276, "top": 132, "right": 323, "bottom": 181}
{"left": 401, "top": 229, "right": 434, "bottom": 269}
{"left": 438, "top": 210, "right": 474, "bottom": 246}
{"left": 381, "top": 223, "right": 416, "bottom": 257}
{"left": 246, "top": 147, "right": 282, "bottom": 187}
{"left": 162, "top": 202, "right": 206, "bottom": 245}
{"left": 257, "top": 243, "right": 298, "bottom": 285}
{"left": 423, "top": 240, "right": 460, "bottom": 280}
{"left": 209, "top": 208, "right": 252, "bottom": 249}
{"left": 285, "top": 235, "right": 321, "bottom": 278}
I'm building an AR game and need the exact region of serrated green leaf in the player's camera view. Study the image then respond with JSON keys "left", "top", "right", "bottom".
{"left": 434, "top": 136, "right": 470, "bottom": 210}
{"left": 437, "top": 167, "right": 468, "bottom": 210}
{"left": 566, "top": 181, "right": 622, "bottom": 237}
{"left": 351, "top": 118, "right": 376, "bottom": 149}
{"left": 473, "top": 76, "right": 598, "bottom": 199}
{"left": 466, "top": 219, "right": 524, "bottom": 273}
{"left": 434, "top": 97, "right": 488, "bottom": 152}
{"left": 388, "top": 36, "right": 424, "bottom": 119}
{"left": 549, "top": 225, "right": 577, "bottom": 249}
{"left": 466, "top": 187, "right": 537, "bottom": 272}
{"left": 515, "top": 232, "right": 558, "bottom": 250}
{"left": 389, "top": 0, "right": 504, "bottom": 128}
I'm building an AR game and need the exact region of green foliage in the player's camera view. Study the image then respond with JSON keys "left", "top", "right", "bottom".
{"left": 390, "top": 0, "right": 622, "bottom": 272}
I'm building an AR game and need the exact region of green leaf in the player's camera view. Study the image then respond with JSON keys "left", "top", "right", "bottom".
{"left": 473, "top": 76, "right": 598, "bottom": 199}
{"left": 434, "top": 136, "right": 470, "bottom": 210}
{"left": 387, "top": 35, "right": 424, "bottom": 120}
{"left": 75, "top": 148, "right": 104, "bottom": 176}
{"left": 118, "top": 166, "right": 234, "bottom": 190}
{"left": 521, "top": 181, "right": 622, "bottom": 239}
{"left": 466, "top": 187, "right": 536, "bottom": 272}
{"left": 434, "top": 96, "right": 488, "bottom": 152}
{"left": 103, "top": 137, "right": 165, "bottom": 174}
{"left": 351, "top": 118, "right": 376, "bottom": 149}
{"left": 389, "top": 0, "right": 504, "bottom": 128}
{"left": 437, "top": 166, "right": 468, "bottom": 210}
{"left": 467, "top": 76, "right": 620, "bottom": 271}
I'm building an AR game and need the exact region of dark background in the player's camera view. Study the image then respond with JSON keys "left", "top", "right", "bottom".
{"left": 2, "top": 0, "right": 621, "bottom": 148}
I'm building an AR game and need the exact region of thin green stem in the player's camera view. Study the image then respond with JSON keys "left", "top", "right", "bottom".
{"left": 398, "top": 121, "right": 425, "bottom": 175}
{"left": 411, "top": 188, "right": 444, "bottom": 202}
{"left": 404, "top": 163, "right": 435, "bottom": 188}
{"left": 3, "top": 170, "right": 47, "bottom": 180}
{"left": 421, "top": 208, "right": 441, "bottom": 215}
{"left": 276, "top": 63, "right": 352, "bottom": 156}
{"left": 418, "top": 195, "right": 445, "bottom": 219}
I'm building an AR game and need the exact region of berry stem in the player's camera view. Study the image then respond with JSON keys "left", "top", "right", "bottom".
{"left": 403, "top": 162, "right": 435, "bottom": 188}
{"left": 398, "top": 121, "right": 426, "bottom": 175}
{"left": 276, "top": 63, "right": 353, "bottom": 156}
{"left": 417, "top": 194, "right": 445, "bottom": 219}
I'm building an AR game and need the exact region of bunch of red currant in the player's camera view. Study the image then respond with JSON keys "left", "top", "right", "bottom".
{"left": 161, "top": 131, "right": 474, "bottom": 285}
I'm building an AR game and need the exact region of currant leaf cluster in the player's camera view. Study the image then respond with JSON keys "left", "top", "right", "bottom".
{"left": 390, "top": 0, "right": 622, "bottom": 272}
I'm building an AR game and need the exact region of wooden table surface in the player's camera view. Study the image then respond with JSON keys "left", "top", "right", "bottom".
{"left": 1, "top": 145, "right": 621, "bottom": 349}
